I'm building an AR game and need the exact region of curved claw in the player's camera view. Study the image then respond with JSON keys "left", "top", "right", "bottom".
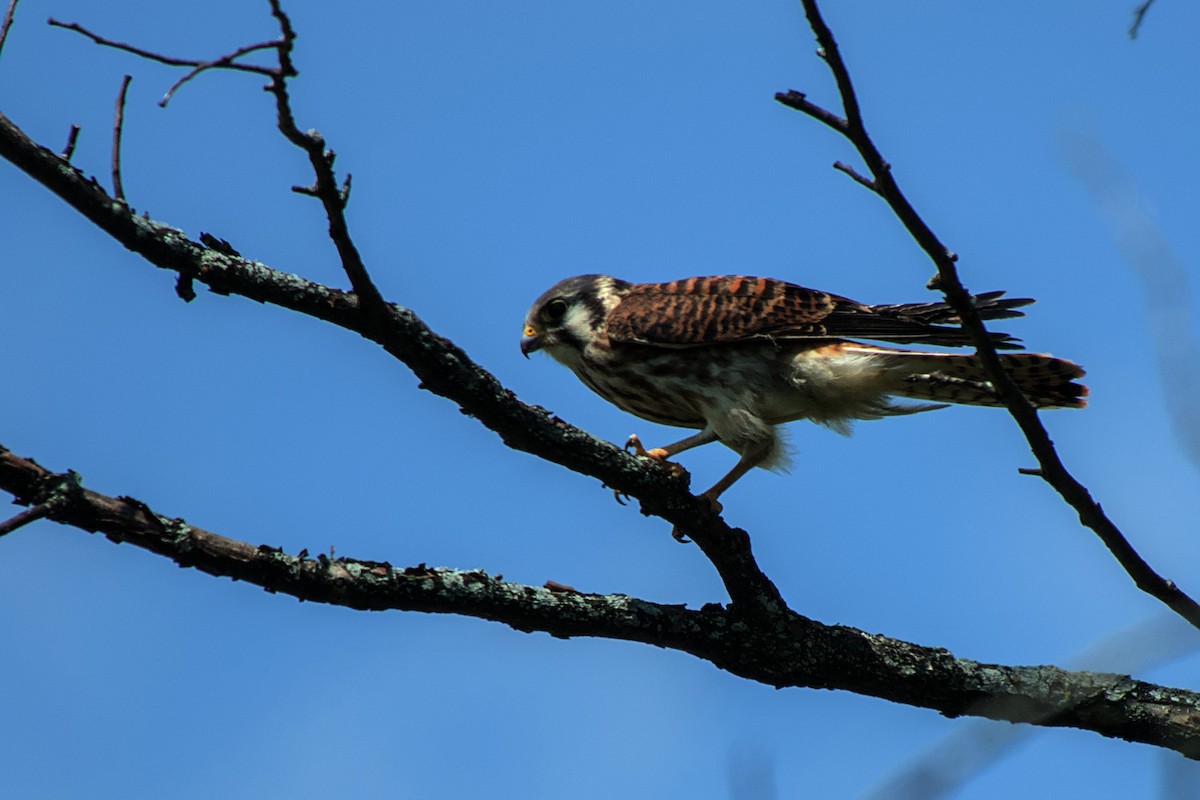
{"left": 668, "top": 491, "right": 725, "bottom": 544}
{"left": 624, "top": 434, "right": 671, "bottom": 461}
{"left": 697, "top": 492, "right": 724, "bottom": 516}
{"left": 624, "top": 433, "right": 649, "bottom": 457}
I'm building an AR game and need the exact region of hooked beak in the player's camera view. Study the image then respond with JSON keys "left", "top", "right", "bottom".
{"left": 520, "top": 325, "right": 542, "bottom": 358}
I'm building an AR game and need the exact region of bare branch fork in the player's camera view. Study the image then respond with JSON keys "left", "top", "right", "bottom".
{"left": 49, "top": 6, "right": 387, "bottom": 321}
{"left": 4, "top": 0, "right": 1200, "bottom": 758}
{"left": 46, "top": 18, "right": 280, "bottom": 107}
{"left": 776, "top": 0, "right": 1200, "bottom": 632}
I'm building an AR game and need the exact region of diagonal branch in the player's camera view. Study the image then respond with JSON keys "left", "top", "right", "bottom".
{"left": 262, "top": 0, "right": 385, "bottom": 317}
{"left": 776, "top": 0, "right": 1200, "bottom": 633}
{"left": 1129, "top": 0, "right": 1157, "bottom": 39}
{"left": 3, "top": 441, "right": 1200, "bottom": 757}
{"left": 0, "top": 109, "right": 783, "bottom": 617}
{"left": 0, "top": 0, "right": 19, "bottom": 61}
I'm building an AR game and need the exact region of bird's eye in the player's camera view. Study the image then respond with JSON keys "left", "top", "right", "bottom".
{"left": 543, "top": 298, "right": 569, "bottom": 323}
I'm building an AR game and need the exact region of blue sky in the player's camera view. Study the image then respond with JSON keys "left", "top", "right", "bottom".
{"left": 3, "top": 1, "right": 1200, "bottom": 797}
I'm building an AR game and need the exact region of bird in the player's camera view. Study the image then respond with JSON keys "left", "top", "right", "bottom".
{"left": 520, "top": 275, "right": 1086, "bottom": 503}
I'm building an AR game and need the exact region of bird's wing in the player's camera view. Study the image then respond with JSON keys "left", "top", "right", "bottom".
{"left": 606, "top": 276, "right": 1027, "bottom": 349}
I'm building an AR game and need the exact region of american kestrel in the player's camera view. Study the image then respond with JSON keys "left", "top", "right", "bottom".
{"left": 520, "top": 275, "right": 1086, "bottom": 502}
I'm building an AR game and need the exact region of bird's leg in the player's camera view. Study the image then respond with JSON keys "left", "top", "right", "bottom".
{"left": 699, "top": 438, "right": 775, "bottom": 507}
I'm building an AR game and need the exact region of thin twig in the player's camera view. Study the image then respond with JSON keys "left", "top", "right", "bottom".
{"left": 111, "top": 74, "right": 131, "bottom": 202}
{"left": 49, "top": 18, "right": 275, "bottom": 77}
{"left": 158, "top": 40, "right": 280, "bottom": 107}
{"left": 783, "top": 0, "right": 1200, "bottom": 632}
{"left": 60, "top": 124, "right": 80, "bottom": 161}
{"left": 50, "top": 18, "right": 279, "bottom": 108}
{"left": 774, "top": 89, "right": 847, "bottom": 133}
{"left": 832, "top": 160, "right": 879, "bottom": 193}
{"left": 1129, "top": 0, "right": 1157, "bottom": 39}
{"left": 0, "top": 0, "right": 20, "bottom": 61}
{"left": 0, "top": 502, "right": 50, "bottom": 537}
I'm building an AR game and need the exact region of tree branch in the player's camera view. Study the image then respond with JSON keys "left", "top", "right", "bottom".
{"left": 261, "top": 0, "right": 386, "bottom": 318}
{"left": 48, "top": 18, "right": 277, "bottom": 79}
{"left": 0, "top": 108, "right": 784, "bottom": 617}
{"left": 3, "top": 440, "right": 1200, "bottom": 757}
{"left": 109, "top": 74, "right": 130, "bottom": 202}
{"left": 777, "top": 0, "right": 1200, "bottom": 633}
{"left": 51, "top": 7, "right": 388, "bottom": 331}
{"left": 0, "top": 0, "right": 19, "bottom": 61}
{"left": 1129, "top": 0, "right": 1157, "bottom": 39}
{"left": 59, "top": 123, "right": 80, "bottom": 161}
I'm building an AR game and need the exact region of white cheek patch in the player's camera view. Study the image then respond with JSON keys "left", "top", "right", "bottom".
{"left": 560, "top": 304, "right": 594, "bottom": 343}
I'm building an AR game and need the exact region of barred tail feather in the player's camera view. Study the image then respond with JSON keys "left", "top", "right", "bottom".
{"left": 848, "top": 346, "right": 1089, "bottom": 409}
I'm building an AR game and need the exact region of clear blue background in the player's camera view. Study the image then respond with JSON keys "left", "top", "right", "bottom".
{"left": 3, "top": 1, "right": 1200, "bottom": 797}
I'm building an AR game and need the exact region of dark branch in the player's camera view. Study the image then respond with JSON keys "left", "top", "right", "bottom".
{"left": 261, "top": 0, "right": 386, "bottom": 318}
{"left": 110, "top": 74, "right": 131, "bottom": 202}
{"left": 780, "top": 0, "right": 1200, "bottom": 633}
{"left": 49, "top": 18, "right": 275, "bottom": 77}
{"left": 1129, "top": 0, "right": 1157, "bottom": 39}
{"left": 773, "top": 89, "right": 847, "bottom": 134}
{"left": 60, "top": 123, "right": 80, "bottom": 161}
{"left": 0, "top": 504, "right": 49, "bottom": 537}
{"left": 0, "top": 0, "right": 19, "bottom": 60}
{"left": 832, "top": 159, "right": 879, "bottom": 193}
{"left": 158, "top": 40, "right": 279, "bottom": 107}
{"left": 49, "top": 18, "right": 280, "bottom": 108}
{"left": 4, "top": 441, "right": 1200, "bottom": 757}
{"left": 0, "top": 466, "right": 80, "bottom": 537}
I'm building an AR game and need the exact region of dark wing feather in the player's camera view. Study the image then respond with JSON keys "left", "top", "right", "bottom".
{"left": 606, "top": 276, "right": 839, "bottom": 345}
{"left": 606, "top": 276, "right": 1028, "bottom": 349}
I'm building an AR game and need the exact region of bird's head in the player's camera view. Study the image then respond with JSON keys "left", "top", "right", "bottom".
{"left": 521, "top": 274, "right": 628, "bottom": 364}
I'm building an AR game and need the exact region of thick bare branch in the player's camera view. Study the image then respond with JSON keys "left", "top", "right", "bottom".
{"left": 3, "top": 441, "right": 1200, "bottom": 757}
{"left": 778, "top": 0, "right": 1200, "bottom": 633}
